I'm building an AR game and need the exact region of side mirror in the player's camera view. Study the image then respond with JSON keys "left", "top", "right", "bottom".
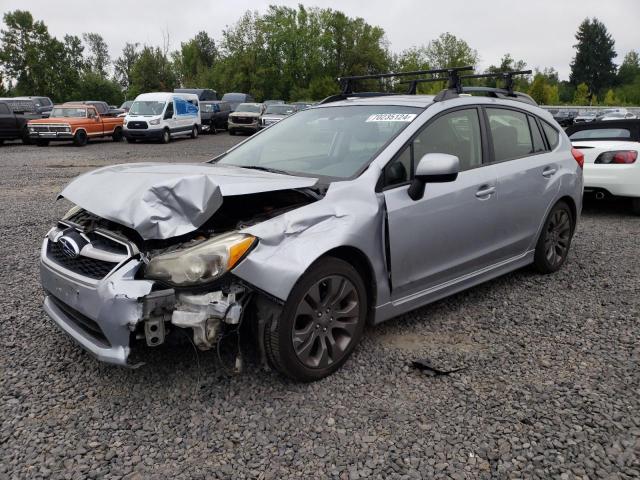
{"left": 408, "top": 153, "right": 460, "bottom": 201}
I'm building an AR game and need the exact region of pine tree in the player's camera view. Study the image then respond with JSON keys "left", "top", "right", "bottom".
{"left": 569, "top": 18, "right": 616, "bottom": 97}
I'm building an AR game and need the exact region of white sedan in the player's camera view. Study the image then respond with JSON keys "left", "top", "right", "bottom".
{"left": 568, "top": 120, "right": 640, "bottom": 214}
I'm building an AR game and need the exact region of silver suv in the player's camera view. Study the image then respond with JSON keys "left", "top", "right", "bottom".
{"left": 40, "top": 69, "right": 583, "bottom": 381}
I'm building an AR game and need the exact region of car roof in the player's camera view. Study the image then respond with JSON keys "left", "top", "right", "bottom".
{"left": 316, "top": 94, "right": 435, "bottom": 109}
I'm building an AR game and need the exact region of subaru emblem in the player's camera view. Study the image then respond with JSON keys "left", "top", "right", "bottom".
{"left": 58, "top": 236, "right": 80, "bottom": 259}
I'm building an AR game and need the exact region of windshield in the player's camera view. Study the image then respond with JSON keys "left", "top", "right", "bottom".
{"left": 217, "top": 105, "right": 421, "bottom": 178}
{"left": 121, "top": 101, "right": 133, "bottom": 109}
{"left": 202, "top": 104, "right": 215, "bottom": 112}
{"left": 50, "top": 107, "right": 86, "bottom": 118}
{"left": 236, "top": 103, "right": 261, "bottom": 113}
{"left": 265, "top": 105, "right": 295, "bottom": 115}
{"left": 129, "top": 101, "right": 166, "bottom": 116}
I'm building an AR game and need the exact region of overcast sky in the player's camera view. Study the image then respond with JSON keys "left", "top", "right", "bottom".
{"left": 2, "top": 0, "right": 638, "bottom": 80}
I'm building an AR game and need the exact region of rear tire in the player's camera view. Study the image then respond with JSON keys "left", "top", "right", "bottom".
{"left": 161, "top": 129, "right": 170, "bottom": 144}
{"left": 263, "top": 257, "right": 367, "bottom": 382}
{"left": 112, "top": 127, "right": 123, "bottom": 142}
{"left": 190, "top": 125, "right": 198, "bottom": 139}
{"left": 73, "top": 130, "right": 87, "bottom": 147}
{"left": 631, "top": 198, "right": 640, "bottom": 216}
{"left": 533, "top": 201, "right": 574, "bottom": 273}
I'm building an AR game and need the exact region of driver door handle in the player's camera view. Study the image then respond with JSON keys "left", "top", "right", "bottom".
{"left": 475, "top": 185, "right": 496, "bottom": 198}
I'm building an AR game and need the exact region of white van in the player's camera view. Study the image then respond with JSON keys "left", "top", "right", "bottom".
{"left": 123, "top": 92, "right": 201, "bottom": 143}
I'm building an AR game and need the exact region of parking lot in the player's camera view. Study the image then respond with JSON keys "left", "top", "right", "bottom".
{"left": 1, "top": 134, "right": 638, "bottom": 479}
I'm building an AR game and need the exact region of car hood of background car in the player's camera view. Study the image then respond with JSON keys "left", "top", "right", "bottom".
{"left": 60, "top": 163, "right": 318, "bottom": 240}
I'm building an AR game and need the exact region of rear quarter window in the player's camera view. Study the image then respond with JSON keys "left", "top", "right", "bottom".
{"left": 541, "top": 121, "right": 560, "bottom": 149}
{"left": 569, "top": 128, "right": 631, "bottom": 140}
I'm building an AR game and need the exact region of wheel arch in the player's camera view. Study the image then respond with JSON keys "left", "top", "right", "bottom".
{"left": 318, "top": 246, "right": 377, "bottom": 324}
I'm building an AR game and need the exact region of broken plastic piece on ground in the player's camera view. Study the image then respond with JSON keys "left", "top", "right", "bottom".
{"left": 411, "top": 359, "right": 466, "bottom": 376}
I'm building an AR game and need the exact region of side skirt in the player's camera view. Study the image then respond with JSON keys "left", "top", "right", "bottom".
{"left": 372, "top": 250, "right": 534, "bottom": 324}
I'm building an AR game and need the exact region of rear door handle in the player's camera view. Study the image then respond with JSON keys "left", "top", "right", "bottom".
{"left": 475, "top": 185, "right": 496, "bottom": 198}
{"left": 542, "top": 166, "right": 557, "bottom": 178}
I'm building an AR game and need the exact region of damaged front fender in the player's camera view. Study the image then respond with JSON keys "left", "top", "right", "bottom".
{"left": 233, "top": 170, "right": 390, "bottom": 309}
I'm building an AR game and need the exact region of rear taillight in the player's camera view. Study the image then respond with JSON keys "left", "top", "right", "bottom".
{"left": 571, "top": 147, "right": 584, "bottom": 169}
{"left": 594, "top": 150, "right": 638, "bottom": 164}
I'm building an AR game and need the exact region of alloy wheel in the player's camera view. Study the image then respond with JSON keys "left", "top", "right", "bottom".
{"left": 291, "top": 275, "right": 360, "bottom": 369}
{"left": 544, "top": 208, "right": 571, "bottom": 266}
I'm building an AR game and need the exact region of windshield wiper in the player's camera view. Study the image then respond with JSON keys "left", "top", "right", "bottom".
{"left": 241, "top": 165, "right": 292, "bottom": 176}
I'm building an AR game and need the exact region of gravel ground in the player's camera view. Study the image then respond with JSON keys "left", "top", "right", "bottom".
{"left": 0, "top": 134, "right": 638, "bottom": 479}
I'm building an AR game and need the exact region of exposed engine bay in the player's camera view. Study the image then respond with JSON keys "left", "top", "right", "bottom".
{"left": 48, "top": 187, "right": 321, "bottom": 369}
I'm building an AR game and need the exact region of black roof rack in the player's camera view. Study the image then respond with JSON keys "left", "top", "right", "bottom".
{"left": 434, "top": 70, "right": 534, "bottom": 104}
{"left": 320, "top": 67, "right": 537, "bottom": 106}
{"left": 337, "top": 66, "right": 474, "bottom": 95}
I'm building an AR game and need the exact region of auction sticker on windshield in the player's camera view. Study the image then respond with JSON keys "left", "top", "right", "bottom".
{"left": 366, "top": 113, "right": 417, "bottom": 122}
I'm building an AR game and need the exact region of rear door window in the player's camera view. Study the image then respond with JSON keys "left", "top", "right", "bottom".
{"left": 528, "top": 116, "right": 547, "bottom": 153}
{"left": 486, "top": 108, "right": 534, "bottom": 161}
{"left": 540, "top": 121, "right": 560, "bottom": 149}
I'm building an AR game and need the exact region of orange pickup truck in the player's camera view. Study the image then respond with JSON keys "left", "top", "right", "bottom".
{"left": 28, "top": 104, "right": 124, "bottom": 146}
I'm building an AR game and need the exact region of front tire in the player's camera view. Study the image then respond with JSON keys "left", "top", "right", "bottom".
{"left": 264, "top": 257, "right": 367, "bottom": 382}
{"left": 73, "top": 130, "right": 87, "bottom": 147}
{"left": 533, "top": 201, "right": 574, "bottom": 273}
{"left": 21, "top": 127, "right": 32, "bottom": 145}
{"left": 112, "top": 127, "right": 123, "bottom": 142}
{"left": 161, "top": 129, "right": 170, "bottom": 144}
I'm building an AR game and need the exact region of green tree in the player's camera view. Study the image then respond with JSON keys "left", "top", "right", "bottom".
{"left": 573, "top": 83, "right": 590, "bottom": 105}
{"left": 73, "top": 71, "right": 123, "bottom": 105}
{"left": 0, "top": 10, "right": 53, "bottom": 95}
{"left": 617, "top": 50, "right": 640, "bottom": 85}
{"left": 602, "top": 89, "right": 617, "bottom": 106}
{"left": 528, "top": 74, "right": 548, "bottom": 104}
{"left": 129, "top": 46, "right": 176, "bottom": 97}
{"left": 484, "top": 54, "right": 529, "bottom": 89}
{"left": 172, "top": 31, "right": 217, "bottom": 87}
{"left": 82, "top": 33, "right": 110, "bottom": 77}
{"left": 424, "top": 33, "right": 478, "bottom": 70}
{"left": 569, "top": 18, "right": 616, "bottom": 97}
{"left": 114, "top": 42, "right": 140, "bottom": 94}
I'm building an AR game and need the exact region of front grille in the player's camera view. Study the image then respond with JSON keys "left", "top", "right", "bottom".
{"left": 127, "top": 121, "right": 148, "bottom": 130}
{"left": 47, "top": 241, "right": 119, "bottom": 280}
{"left": 49, "top": 295, "right": 111, "bottom": 347}
{"left": 232, "top": 116, "right": 254, "bottom": 125}
{"left": 32, "top": 125, "right": 69, "bottom": 133}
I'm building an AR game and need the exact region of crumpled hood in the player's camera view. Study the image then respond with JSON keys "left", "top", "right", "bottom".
{"left": 60, "top": 163, "right": 318, "bottom": 240}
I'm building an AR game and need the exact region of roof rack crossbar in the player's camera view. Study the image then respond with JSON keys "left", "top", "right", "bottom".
{"left": 398, "top": 76, "right": 449, "bottom": 95}
{"left": 338, "top": 66, "right": 474, "bottom": 95}
{"left": 460, "top": 70, "right": 532, "bottom": 95}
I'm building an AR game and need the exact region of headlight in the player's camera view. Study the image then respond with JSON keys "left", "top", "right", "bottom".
{"left": 149, "top": 118, "right": 160, "bottom": 125}
{"left": 144, "top": 232, "right": 256, "bottom": 286}
{"left": 29, "top": 127, "right": 35, "bottom": 132}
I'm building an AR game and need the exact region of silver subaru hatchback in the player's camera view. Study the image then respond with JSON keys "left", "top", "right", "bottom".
{"left": 40, "top": 78, "right": 583, "bottom": 381}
